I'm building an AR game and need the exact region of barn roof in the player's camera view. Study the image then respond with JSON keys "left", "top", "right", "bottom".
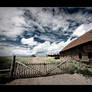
{"left": 61, "top": 30, "right": 92, "bottom": 52}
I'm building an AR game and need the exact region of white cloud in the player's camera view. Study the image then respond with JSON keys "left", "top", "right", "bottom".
{"left": 37, "top": 35, "right": 56, "bottom": 42}
{"left": 0, "top": 42, "right": 32, "bottom": 56}
{"left": 72, "top": 23, "right": 92, "bottom": 37}
{"left": 0, "top": 7, "right": 25, "bottom": 39}
{"left": 21, "top": 37, "right": 38, "bottom": 46}
{"left": 31, "top": 38, "right": 73, "bottom": 56}
{"left": 0, "top": 37, "right": 81, "bottom": 56}
{"left": 37, "top": 9, "right": 69, "bottom": 31}
{"left": 47, "top": 38, "right": 72, "bottom": 55}
{"left": 11, "top": 46, "right": 32, "bottom": 56}
{"left": 47, "top": 42, "right": 63, "bottom": 54}
{"left": 0, "top": 43, "right": 16, "bottom": 56}
{"left": 22, "top": 7, "right": 92, "bottom": 33}
{"left": 11, "top": 16, "right": 26, "bottom": 26}
{"left": 4, "top": 27, "right": 24, "bottom": 39}
{"left": 0, "top": 37, "right": 6, "bottom": 41}
{"left": 21, "top": 7, "right": 69, "bottom": 32}
{"left": 1, "top": 7, "right": 92, "bottom": 40}
{"left": 31, "top": 41, "right": 50, "bottom": 55}
{"left": 1, "top": 7, "right": 92, "bottom": 39}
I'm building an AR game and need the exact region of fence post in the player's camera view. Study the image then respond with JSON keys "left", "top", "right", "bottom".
{"left": 44, "top": 63, "right": 47, "bottom": 75}
{"left": 10, "top": 55, "right": 16, "bottom": 78}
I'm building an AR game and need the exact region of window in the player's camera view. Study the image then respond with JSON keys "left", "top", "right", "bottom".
{"left": 88, "top": 52, "right": 92, "bottom": 59}
{"left": 79, "top": 53, "right": 82, "bottom": 59}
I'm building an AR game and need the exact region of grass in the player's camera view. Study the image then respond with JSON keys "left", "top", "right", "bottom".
{"left": 16, "top": 56, "right": 62, "bottom": 64}
{"left": 0, "top": 56, "right": 12, "bottom": 70}
{"left": 0, "top": 56, "right": 61, "bottom": 69}
{"left": 16, "top": 56, "right": 31, "bottom": 64}
{"left": 0, "top": 56, "right": 13, "bottom": 84}
{"left": 34, "top": 56, "right": 61, "bottom": 63}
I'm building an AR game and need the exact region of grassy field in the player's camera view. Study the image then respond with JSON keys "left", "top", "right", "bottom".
{"left": 16, "top": 56, "right": 31, "bottom": 64}
{"left": 0, "top": 56, "right": 13, "bottom": 84}
{"left": 16, "top": 56, "right": 62, "bottom": 64}
{"left": 33, "top": 56, "right": 61, "bottom": 63}
{"left": 0, "top": 56, "right": 13, "bottom": 70}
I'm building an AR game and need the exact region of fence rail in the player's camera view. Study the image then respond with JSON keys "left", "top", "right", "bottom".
{"left": 0, "top": 69, "right": 10, "bottom": 72}
{"left": 0, "top": 69, "right": 10, "bottom": 74}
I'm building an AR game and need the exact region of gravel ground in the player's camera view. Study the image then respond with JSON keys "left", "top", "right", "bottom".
{"left": 6, "top": 74, "right": 92, "bottom": 85}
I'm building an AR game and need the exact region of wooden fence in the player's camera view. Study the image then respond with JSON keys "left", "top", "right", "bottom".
{"left": 10, "top": 56, "right": 71, "bottom": 79}
{"left": 0, "top": 69, "right": 10, "bottom": 77}
{"left": 9, "top": 56, "right": 92, "bottom": 79}
{"left": 11, "top": 61, "right": 69, "bottom": 78}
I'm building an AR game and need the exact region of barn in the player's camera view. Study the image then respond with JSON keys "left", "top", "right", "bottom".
{"left": 59, "top": 30, "right": 92, "bottom": 63}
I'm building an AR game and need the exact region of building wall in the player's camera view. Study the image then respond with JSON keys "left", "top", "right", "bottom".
{"left": 60, "top": 41, "right": 92, "bottom": 62}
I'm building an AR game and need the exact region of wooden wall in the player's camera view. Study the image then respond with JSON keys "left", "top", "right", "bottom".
{"left": 60, "top": 41, "right": 92, "bottom": 62}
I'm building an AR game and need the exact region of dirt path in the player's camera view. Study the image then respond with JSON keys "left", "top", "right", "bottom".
{"left": 6, "top": 74, "right": 92, "bottom": 85}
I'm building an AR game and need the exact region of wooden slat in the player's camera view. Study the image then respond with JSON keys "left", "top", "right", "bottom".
{"left": 16, "top": 61, "right": 43, "bottom": 74}
{"left": 46, "top": 60, "right": 67, "bottom": 75}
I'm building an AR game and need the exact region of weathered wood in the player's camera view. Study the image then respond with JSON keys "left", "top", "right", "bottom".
{"left": 0, "top": 69, "right": 10, "bottom": 72}
{"left": 16, "top": 61, "right": 43, "bottom": 74}
{"left": 10, "top": 56, "right": 16, "bottom": 78}
{"left": 46, "top": 60, "right": 67, "bottom": 75}
{"left": 12, "top": 60, "right": 70, "bottom": 78}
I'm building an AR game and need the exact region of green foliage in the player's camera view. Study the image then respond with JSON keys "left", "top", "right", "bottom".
{"left": 0, "top": 56, "right": 12, "bottom": 70}
{"left": 0, "top": 57, "right": 12, "bottom": 83}
{"left": 67, "top": 60, "right": 92, "bottom": 76}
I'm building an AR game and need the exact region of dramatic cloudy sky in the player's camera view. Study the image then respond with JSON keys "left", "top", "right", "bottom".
{"left": 0, "top": 7, "right": 92, "bottom": 56}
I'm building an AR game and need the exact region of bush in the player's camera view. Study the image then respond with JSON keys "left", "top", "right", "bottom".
{"left": 69, "top": 65, "right": 78, "bottom": 74}
{"left": 68, "top": 60, "right": 92, "bottom": 76}
{"left": 79, "top": 68, "right": 92, "bottom": 76}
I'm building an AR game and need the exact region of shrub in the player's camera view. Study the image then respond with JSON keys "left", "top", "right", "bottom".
{"left": 67, "top": 60, "right": 92, "bottom": 76}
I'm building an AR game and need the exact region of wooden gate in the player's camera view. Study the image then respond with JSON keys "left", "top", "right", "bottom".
{"left": 10, "top": 56, "right": 70, "bottom": 79}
